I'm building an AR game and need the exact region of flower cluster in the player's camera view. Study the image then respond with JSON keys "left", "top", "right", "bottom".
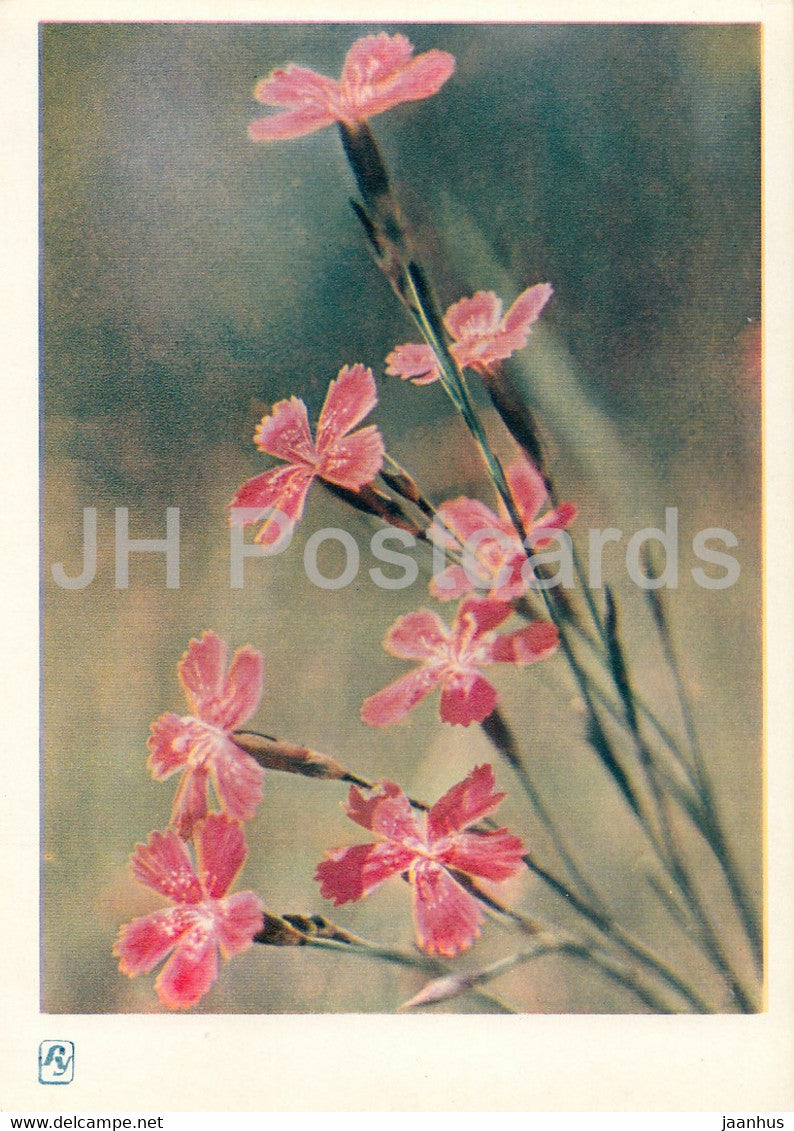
{"left": 115, "top": 632, "right": 267, "bottom": 1008}
{"left": 115, "top": 626, "right": 532, "bottom": 1006}
{"left": 226, "top": 370, "right": 563, "bottom": 728}
{"left": 115, "top": 31, "right": 564, "bottom": 1010}
{"left": 102, "top": 24, "right": 765, "bottom": 1022}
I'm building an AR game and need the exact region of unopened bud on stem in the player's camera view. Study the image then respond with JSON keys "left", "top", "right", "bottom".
{"left": 232, "top": 732, "right": 369, "bottom": 786}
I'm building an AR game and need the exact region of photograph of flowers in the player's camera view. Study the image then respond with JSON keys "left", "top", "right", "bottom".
{"left": 42, "top": 21, "right": 763, "bottom": 1016}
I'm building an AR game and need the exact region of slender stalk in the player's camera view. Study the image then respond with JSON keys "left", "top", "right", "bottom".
{"left": 456, "top": 871, "right": 707, "bottom": 1014}
{"left": 602, "top": 588, "right": 758, "bottom": 1011}
{"left": 336, "top": 115, "right": 758, "bottom": 1012}
{"left": 403, "top": 936, "right": 678, "bottom": 1014}
{"left": 526, "top": 590, "right": 760, "bottom": 974}
{"left": 480, "top": 354, "right": 763, "bottom": 976}
{"left": 407, "top": 313, "right": 750, "bottom": 998}
{"left": 480, "top": 708, "right": 609, "bottom": 914}
{"left": 481, "top": 366, "right": 709, "bottom": 803}
{"left": 642, "top": 569, "right": 763, "bottom": 969}
{"left": 521, "top": 851, "right": 715, "bottom": 1013}
{"left": 259, "top": 919, "right": 515, "bottom": 1013}
{"left": 566, "top": 612, "right": 703, "bottom": 797}
{"left": 567, "top": 600, "right": 710, "bottom": 816}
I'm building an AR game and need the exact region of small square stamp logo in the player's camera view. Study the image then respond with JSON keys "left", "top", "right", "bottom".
{"left": 38, "top": 1040, "right": 75, "bottom": 1084}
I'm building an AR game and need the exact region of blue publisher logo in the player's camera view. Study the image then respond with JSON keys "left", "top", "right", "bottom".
{"left": 39, "top": 1040, "right": 75, "bottom": 1084}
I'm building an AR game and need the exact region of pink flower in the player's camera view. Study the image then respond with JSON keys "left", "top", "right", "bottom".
{"left": 315, "top": 764, "right": 525, "bottom": 956}
{"left": 430, "top": 456, "right": 578, "bottom": 601}
{"left": 148, "top": 631, "right": 265, "bottom": 837}
{"left": 229, "top": 364, "right": 385, "bottom": 546}
{"left": 114, "top": 814, "right": 264, "bottom": 1010}
{"left": 249, "top": 33, "right": 455, "bottom": 142}
{"left": 385, "top": 283, "right": 553, "bottom": 385}
{"left": 361, "top": 595, "right": 558, "bottom": 728}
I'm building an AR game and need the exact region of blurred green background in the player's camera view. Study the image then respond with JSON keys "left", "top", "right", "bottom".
{"left": 42, "top": 23, "right": 761, "bottom": 1014}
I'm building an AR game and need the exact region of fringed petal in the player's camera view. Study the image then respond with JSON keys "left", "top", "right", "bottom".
{"left": 433, "top": 496, "right": 506, "bottom": 546}
{"left": 358, "top": 49, "right": 455, "bottom": 116}
{"left": 229, "top": 463, "right": 315, "bottom": 546}
{"left": 438, "top": 669, "right": 498, "bottom": 726}
{"left": 444, "top": 291, "right": 502, "bottom": 342}
{"left": 147, "top": 713, "right": 200, "bottom": 779}
{"left": 216, "top": 891, "right": 266, "bottom": 957}
{"left": 341, "top": 33, "right": 415, "bottom": 89}
{"left": 316, "top": 364, "right": 378, "bottom": 450}
{"left": 427, "top": 764, "right": 506, "bottom": 840}
{"left": 114, "top": 908, "right": 188, "bottom": 976}
{"left": 315, "top": 840, "right": 416, "bottom": 905}
{"left": 344, "top": 780, "right": 422, "bottom": 841}
{"left": 254, "top": 396, "right": 315, "bottom": 463}
{"left": 506, "top": 456, "right": 549, "bottom": 526}
{"left": 360, "top": 665, "right": 441, "bottom": 727}
{"left": 485, "top": 619, "right": 559, "bottom": 665}
{"left": 154, "top": 922, "right": 218, "bottom": 1010}
{"left": 211, "top": 737, "right": 265, "bottom": 825}
{"left": 178, "top": 631, "right": 227, "bottom": 717}
{"left": 248, "top": 107, "right": 337, "bottom": 141}
{"left": 385, "top": 342, "right": 440, "bottom": 385}
{"left": 129, "top": 829, "right": 203, "bottom": 904}
{"left": 440, "top": 828, "right": 526, "bottom": 882}
{"left": 382, "top": 607, "right": 449, "bottom": 660}
{"left": 411, "top": 859, "right": 484, "bottom": 956}
{"left": 212, "top": 645, "right": 264, "bottom": 731}
{"left": 340, "top": 34, "right": 454, "bottom": 119}
{"left": 249, "top": 64, "right": 338, "bottom": 140}
{"left": 193, "top": 813, "right": 248, "bottom": 899}
{"left": 319, "top": 425, "right": 385, "bottom": 490}
{"left": 503, "top": 282, "right": 554, "bottom": 335}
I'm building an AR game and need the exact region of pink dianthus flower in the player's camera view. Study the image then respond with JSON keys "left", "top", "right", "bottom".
{"left": 147, "top": 631, "right": 265, "bottom": 837}
{"left": 229, "top": 364, "right": 385, "bottom": 546}
{"left": 361, "top": 596, "right": 558, "bottom": 728}
{"left": 315, "top": 764, "right": 526, "bottom": 956}
{"left": 249, "top": 33, "right": 455, "bottom": 142}
{"left": 386, "top": 283, "right": 553, "bottom": 385}
{"left": 114, "top": 814, "right": 264, "bottom": 1010}
{"left": 430, "top": 455, "right": 577, "bottom": 601}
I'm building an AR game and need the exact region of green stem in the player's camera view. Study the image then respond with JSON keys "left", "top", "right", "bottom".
{"left": 406, "top": 937, "right": 679, "bottom": 1014}
{"left": 480, "top": 707, "right": 609, "bottom": 915}
{"left": 337, "top": 117, "right": 757, "bottom": 1013}
{"left": 603, "top": 588, "right": 759, "bottom": 1011}
{"left": 302, "top": 936, "right": 515, "bottom": 1013}
{"left": 523, "top": 851, "right": 714, "bottom": 1013}
{"left": 462, "top": 873, "right": 707, "bottom": 1014}
{"left": 644, "top": 578, "right": 763, "bottom": 969}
